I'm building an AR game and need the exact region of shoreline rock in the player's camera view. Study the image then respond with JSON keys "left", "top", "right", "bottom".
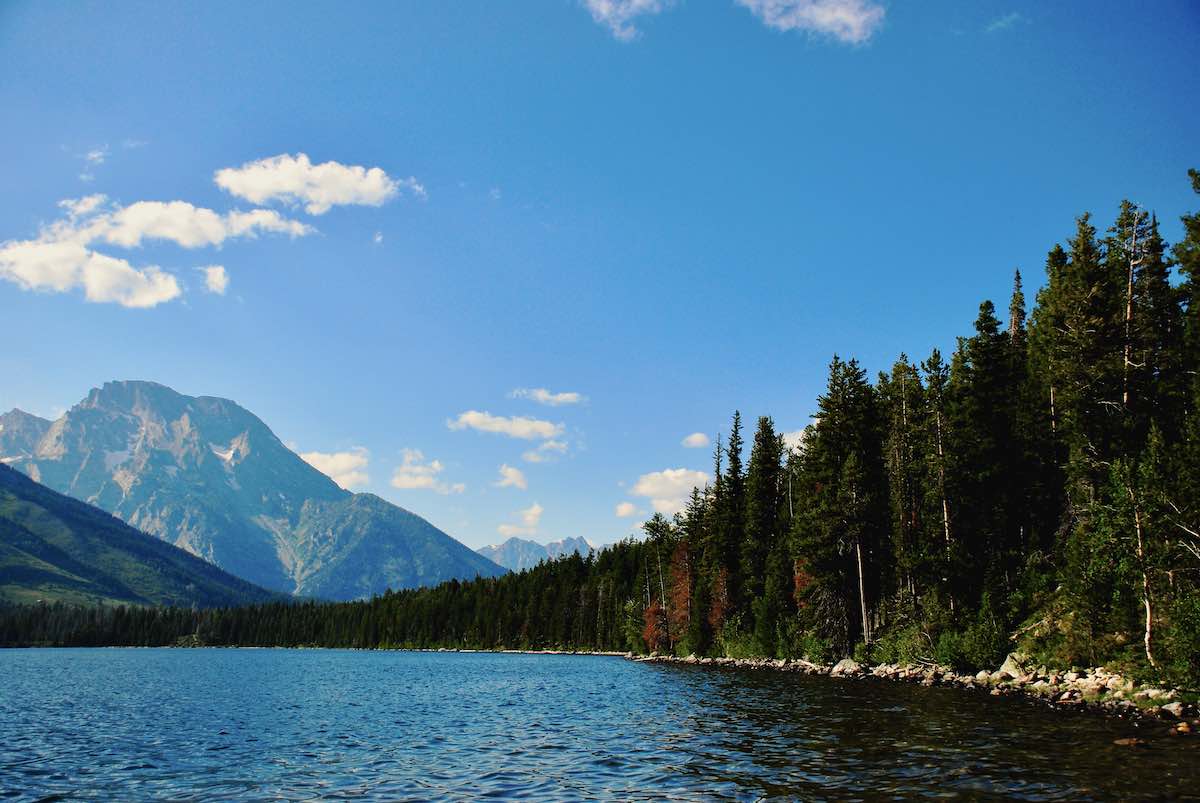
{"left": 628, "top": 651, "right": 1198, "bottom": 730}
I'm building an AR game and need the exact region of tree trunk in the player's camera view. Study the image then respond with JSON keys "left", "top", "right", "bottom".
{"left": 656, "top": 545, "right": 672, "bottom": 650}
{"left": 1122, "top": 216, "right": 1138, "bottom": 408}
{"left": 856, "top": 538, "right": 871, "bottom": 645}
{"left": 1129, "top": 487, "right": 1157, "bottom": 669}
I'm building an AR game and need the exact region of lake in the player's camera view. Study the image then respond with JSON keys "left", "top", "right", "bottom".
{"left": 0, "top": 649, "right": 1196, "bottom": 800}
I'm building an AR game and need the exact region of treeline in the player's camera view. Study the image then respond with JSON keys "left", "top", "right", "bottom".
{"left": 0, "top": 543, "right": 655, "bottom": 651}
{"left": 4, "top": 173, "right": 1200, "bottom": 686}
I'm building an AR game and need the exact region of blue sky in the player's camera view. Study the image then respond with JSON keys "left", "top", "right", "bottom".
{"left": 2, "top": 0, "right": 1197, "bottom": 550}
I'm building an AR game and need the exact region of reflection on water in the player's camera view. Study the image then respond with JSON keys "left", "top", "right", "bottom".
{"left": 0, "top": 649, "right": 1196, "bottom": 800}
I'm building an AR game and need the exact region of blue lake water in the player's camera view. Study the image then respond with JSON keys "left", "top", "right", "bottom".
{"left": 0, "top": 649, "right": 1197, "bottom": 800}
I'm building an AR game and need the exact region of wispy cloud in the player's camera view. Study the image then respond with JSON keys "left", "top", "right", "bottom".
{"left": 522, "top": 439, "right": 569, "bottom": 463}
{"left": 215, "top": 153, "right": 424, "bottom": 215}
{"left": 510, "top": 387, "right": 586, "bottom": 406}
{"left": 201, "top": 265, "right": 229, "bottom": 295}
{"left": 390, "top": 448, "right": 465, "bottom": 494}
{"left": 615, "top": 501, "right": 642, "bottom": 518}
{"left": 584, "top": 0, "right": 885, "bottom": 44}
{"left": 300, "top": 447, "right": 370, "bottom": 489}
{"left": 583, "top": 0, "right": 673, "bottom": 41}
{"left": 630, "top": 467, "right": 708, "bottom": 515}
{"left": 735, "top": 0, "right": 885, "bottom": 44}
{"left": 681, "top": 432, "right": 710, "bottom": 448}
{"left": 985, "top": 12, "right": 1025, "bottom": 33}
{"left": 448, "top": 410, "right": 564, "bottom": 440}
{"left": 495, "top": 463, "right": 528, "bottom": 490}
{"left": 498, "top": 502, "right": 544, "bottom": 537}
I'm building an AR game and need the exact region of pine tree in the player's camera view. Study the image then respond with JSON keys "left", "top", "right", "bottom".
{"left": 741, "top": 416, "right": 783, "bottom": 612}
{"left": 721, "top": 412, "right": 747, "bottom": 623}
{"left": 741, "top": 416, "right": 785, "bottom": 652}
{"left": 919, "top": 348, "right": 957, "bottom": 611}
{"left": 948, "top": 300, "right": 1016, "bottom": 604}
{"left": 878, "top": 356, "right": 926, "bottom": 606}
{"left": 793, "top": 357, "right": 887, "bottom": 654}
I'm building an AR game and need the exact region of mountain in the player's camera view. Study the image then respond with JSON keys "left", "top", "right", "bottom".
{"left": 0, "top": 409, "right": 51, "bottom": 463}
{"left": 0, "top": 381, "right": 505, "bottom": 599}
{"left": 0, "top": 463, "right": 279, "bottom": 607}
{"left": 476, "top": 536, "right": 596, "bottom": 572}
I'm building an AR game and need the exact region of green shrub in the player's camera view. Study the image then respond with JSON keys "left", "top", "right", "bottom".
{"left": 798, "top": 632, "right": 833, "bottom": 664}
{"left": 852, "top": 641, "right": 871, "bottom": 664}
{"left": 718, "top": 616, "right": 759, "bottom": 658}
{"left": 1166, "top": 592, "right": 1200, "bottom": 688}
{"left": 959, "top": 602, "right": 1009, "bottom": 670}
{"left": 934, "top": 630, "right": 965, "bottom": 669}
{"left": 870, "top": 622, "right": 927, "bottom": 666}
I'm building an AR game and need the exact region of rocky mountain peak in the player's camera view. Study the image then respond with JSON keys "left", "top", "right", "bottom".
{"left": 6, "top": 380, "right": 504, "bottom": 598}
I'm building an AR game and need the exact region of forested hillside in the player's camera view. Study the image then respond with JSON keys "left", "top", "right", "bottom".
{"left": 5, "top": 174, "right": 1199, "bottom": 687}
{"left": 0, "top": 464, "right": 279, "bottom": 608}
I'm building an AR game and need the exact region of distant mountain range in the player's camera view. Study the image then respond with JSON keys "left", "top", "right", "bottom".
{"left": 476, "top": 536, "right": 596, "bottom": 572}
{"left": 0, "top": 463, "right": 278, "bottom": 607}
{"left": 0, "top": 381, "right": 505, "bottom": 600}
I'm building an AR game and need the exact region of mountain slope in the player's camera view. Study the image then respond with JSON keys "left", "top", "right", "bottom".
{"left": 0, "top": 409, "right": 51, "bottom": 464}
{"left": 0, "top": 463, "right": 279, "bottom": 607}
{"left": 477, "top": 536, "right": 595, "bottom": 572}
{"left": 2, "top": 381, "right": 505, "bottom": 599}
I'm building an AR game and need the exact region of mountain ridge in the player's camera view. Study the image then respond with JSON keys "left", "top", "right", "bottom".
{"left": 476, "top": 535, "right": 596, "bottom": 572}
{"left": 1, "top": 380, "right": 505, "bottom": 599}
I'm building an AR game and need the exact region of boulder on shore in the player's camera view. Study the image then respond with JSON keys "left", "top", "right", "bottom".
{"left": 1161, "top": 702, "right": 1186, "bottom": 719}
{"left": 997, "top": 652, "right": 1028, "bottom": 681}
{"left": 830, "top": 658, "right": 862, "bottom": 676}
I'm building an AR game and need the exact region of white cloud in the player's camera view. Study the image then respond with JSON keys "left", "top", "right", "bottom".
{"left": 59, "top": 194, "right": 106, "bottom": 219}
{"left": 510, "top": 387, "right": 586, "bottom": 406}
{"left": 615, "top": 501, "right": 640, "bottom": 518}
{"left": 584, "top": 0, "right": 672, "bottom": 41}
{"left": 522, "top": 439, "right": 569, "bottom": 463}
{"left": 373, "top": 231, "right": 383, "bottom": 245}
{"left": 201, "top": 265, "right": 229, "bottom": 295}
{"left": 42, "top": 195, "right": 311, "bottom": 250}
{"left": 985, "top": 12, "right": 1024, "bottom": 33}
{"left": 735, "top": 0, "right": 885, "bottom": 44}
{"left": 782, "top": 419, "right": 820, "bottom": 452}
{"left": 99, "top": 201, "right": 311, "bottom": 248}
{"left": 84, "top": 146, "right": 108, "bottom": 166}
{"left": 299, "top": 447, "right": 370, "bottom": 489}
{"left": 214, "top": 153, "right": 424, "bottom": 215}
{"left": 781, "top": 429, "right": 808, "bottom": 452}
{"left": 681, "top": 432, "right": 710, "bottom": 448}
{"left": 390, "top": 448, "right": 465, "bottom": 494}
{"left": 0, "top": 191, "right": 312, "bottom": 309}
{"left": 498, "top": 502, "right": 544, "bottom": 537}
{"left": 495, "top": 463, "right": 528, "bottom": 490}
{"left": 448, "top": 410, "right": 564, "bottom": 440}
{"left": 0, "top": 239, "right": 181, "bottom": 308}
{"left": 630, "top": 467, "right": 708, "bottom": 515}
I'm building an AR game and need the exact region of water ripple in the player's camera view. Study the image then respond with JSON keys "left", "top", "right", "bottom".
{"left": 0, "top": 649, "right": 1197, "bottom": 800}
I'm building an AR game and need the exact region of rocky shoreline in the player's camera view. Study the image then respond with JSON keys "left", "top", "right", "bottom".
{"left": 172, "top": 641, "right": 1198, "bottom": 736}
{"left": 632, "top": 652, "right": 1198, "bottom": 737}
